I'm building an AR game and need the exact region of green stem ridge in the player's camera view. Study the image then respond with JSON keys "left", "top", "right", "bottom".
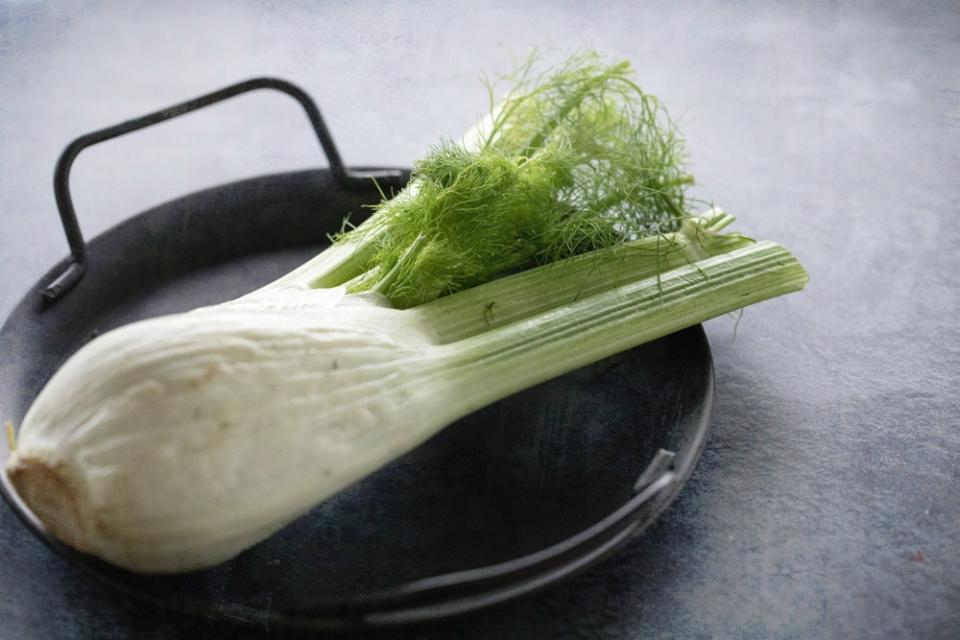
{"left": 266, "top": 222, "right": 384, "bottom": 290}
{"left": 417, "top": 210, "right": 752, "bottom": 342}
{"left": 436, "top": 240, "right": 808, "bottom": 414}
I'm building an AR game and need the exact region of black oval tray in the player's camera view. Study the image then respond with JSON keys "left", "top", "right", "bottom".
{"left": 0, "top": 79, "right": 713, "bottom": 632}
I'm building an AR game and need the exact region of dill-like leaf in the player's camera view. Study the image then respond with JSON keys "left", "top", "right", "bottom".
{"left": 339, "top": 51, "right": 696, "bottom": 309}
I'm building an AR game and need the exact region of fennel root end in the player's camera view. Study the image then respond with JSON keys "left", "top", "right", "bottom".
{"left": 7, "top": 454, "right": 94, "bottom": 554}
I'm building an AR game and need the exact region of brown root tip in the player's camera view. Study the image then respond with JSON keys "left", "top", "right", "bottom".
{"left": 6, "top": 455, "right": 93, "bottom": 553}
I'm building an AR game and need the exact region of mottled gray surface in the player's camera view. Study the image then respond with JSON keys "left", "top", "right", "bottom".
{"left": 1, "top": 1, "right": 958, "bottom": 639}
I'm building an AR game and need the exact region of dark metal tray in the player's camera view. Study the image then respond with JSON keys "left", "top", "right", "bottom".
{"left": 0, "top": 79, "right": 713, "bottom": 632}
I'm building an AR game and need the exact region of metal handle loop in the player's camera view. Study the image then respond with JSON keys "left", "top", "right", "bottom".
{"left": 44, "top": 77, "right": 404, "bottom": 302}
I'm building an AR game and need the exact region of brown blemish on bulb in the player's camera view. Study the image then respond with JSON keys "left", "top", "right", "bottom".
{"left": 191, "top": 364, "right": 221, "bottom": 389}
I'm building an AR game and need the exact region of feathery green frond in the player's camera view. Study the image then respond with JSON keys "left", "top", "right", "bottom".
{"left": 337, "top": 51, "right": 695, "bottom": 309}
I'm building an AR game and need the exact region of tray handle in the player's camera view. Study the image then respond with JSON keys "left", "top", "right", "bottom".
{"left": 633, "top": 448, "right": 676, "bottom": 493}
{"left": 44, "top": 77, "right": 404, "bottom": 303}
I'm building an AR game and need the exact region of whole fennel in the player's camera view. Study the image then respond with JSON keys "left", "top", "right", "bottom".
{"left": 5, "top": 53, "right": 808, "bottom": 572}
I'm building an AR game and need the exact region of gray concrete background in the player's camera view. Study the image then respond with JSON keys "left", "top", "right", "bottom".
{"left": 1, "top": 1, "right": 959, "bottom": 638}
